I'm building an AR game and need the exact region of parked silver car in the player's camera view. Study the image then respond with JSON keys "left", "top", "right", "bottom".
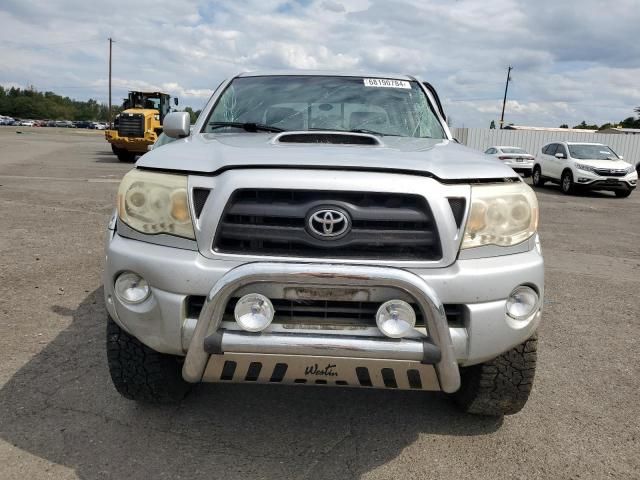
{"left": 484, "top": 145, "right": 535, "bottom": 177}
{"left": 104, "top": 72, "right": 543, "bottom": 416}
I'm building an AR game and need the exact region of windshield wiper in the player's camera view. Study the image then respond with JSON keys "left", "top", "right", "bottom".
{"left": 208, "top": 122, "right": 285, "bottom": 133}
{"left": 349, "top": 128, "right": 402, "bottom": 137}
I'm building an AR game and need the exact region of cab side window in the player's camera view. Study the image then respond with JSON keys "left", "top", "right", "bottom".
{"left": 556, "top": 144, "right": 568, "bottom": 158}
{"left": 545, "top": 144, "right": 558, "bottom": 156}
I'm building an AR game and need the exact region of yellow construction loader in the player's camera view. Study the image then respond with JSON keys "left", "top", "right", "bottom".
{"left": 105, "top": 91, "right": 178, "bottom": 161}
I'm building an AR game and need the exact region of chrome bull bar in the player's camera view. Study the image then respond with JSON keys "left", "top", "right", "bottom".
{"left": 182, "top": 262, "right": 461, "bottom": 393}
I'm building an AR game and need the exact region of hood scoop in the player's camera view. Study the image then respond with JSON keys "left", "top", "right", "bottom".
{"left": 274, "top": 131, "right": 382, "bottom": 146}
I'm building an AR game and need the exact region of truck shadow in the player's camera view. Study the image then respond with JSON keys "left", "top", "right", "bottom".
{"left": 94, "top": 150, "right": 140, "bottom": 164}
{"left": 94, "top": 150, "right": 121, "bottom": 163}
{"left": 0, "top": 288, "right": 501, "bottom": 480}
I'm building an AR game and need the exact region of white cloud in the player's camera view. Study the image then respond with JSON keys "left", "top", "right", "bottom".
{"left": 0, "top": 0, "right": 639, "bottom": 126}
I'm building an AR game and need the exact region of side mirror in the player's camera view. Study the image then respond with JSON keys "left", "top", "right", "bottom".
{"left": 619, "top": 155, "right": 624, "bottom": 160}
{"left": 174, "top": 98, "right": 179, "bottom": 106}
{"left": 163, "top": 112, "right": 190, "bottom": 138}
{"left": 555, "top": 152, "right": 566, "bottom": 159}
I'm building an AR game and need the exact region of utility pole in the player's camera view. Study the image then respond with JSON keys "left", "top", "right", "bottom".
{"left": 499, "top": 65, "right": 512, "bottom": 129}
{"left": 108, "top": 37, "right": 113, "bottom": 128}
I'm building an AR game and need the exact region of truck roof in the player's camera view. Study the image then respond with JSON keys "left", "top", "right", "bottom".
{"left": 237, "top": 70, "right": 416, "bottom": 81}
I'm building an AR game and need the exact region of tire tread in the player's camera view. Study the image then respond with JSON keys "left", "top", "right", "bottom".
{"left": 452, "top": 334, "right": 537, "bottom": 416}
{"left": 106, "top": 317, "right": 191, "bottom": 403}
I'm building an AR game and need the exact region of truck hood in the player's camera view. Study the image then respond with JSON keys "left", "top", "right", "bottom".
{"left": 137, "top": 132, "right": 518, "bottom": 181}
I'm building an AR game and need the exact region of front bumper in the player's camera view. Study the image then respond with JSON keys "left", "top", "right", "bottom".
{"left": 574, "top": 169, "right": 637, "bottom": 190}
{"left": 105, "top": 129, "right": 156, "bottom": 153}
{"left": 104, "top": 232, "right": 544, "bottom": 392}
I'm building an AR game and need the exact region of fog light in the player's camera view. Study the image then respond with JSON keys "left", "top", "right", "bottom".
{"left": 234, "top": 294, "right": 275, "bottom": 332}
{"left": 115, "top": 272, "right": 150, "bottom": 304}
{"left": 376, "top": 300, "right": 416, "bottom": 338}
{"left": 506, "top": 286, "right": 539, "bottom": 320}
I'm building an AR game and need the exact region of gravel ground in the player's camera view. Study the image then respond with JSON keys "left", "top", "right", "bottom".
{"left": 0, "top": 127, "right": 638, "bottom": 480}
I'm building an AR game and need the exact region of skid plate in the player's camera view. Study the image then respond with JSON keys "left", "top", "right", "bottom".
{"left": 201, "top": 353, "right": 440, "bottom": 391}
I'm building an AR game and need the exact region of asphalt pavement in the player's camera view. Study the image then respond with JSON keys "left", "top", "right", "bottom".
{"left": 0, "top": 127, "right": 638, "bottom": 479}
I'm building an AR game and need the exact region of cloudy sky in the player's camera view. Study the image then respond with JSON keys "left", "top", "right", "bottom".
{"left": 1, "top": 0, "right": 639, "bottom": 127}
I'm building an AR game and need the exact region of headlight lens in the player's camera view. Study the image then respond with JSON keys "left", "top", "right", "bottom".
{"left": 117, "top": 169, "right": 195, "bottom": 239}
{"left": 575, "top": 163, "right": 596, "bottom": 173}
{"left": 462, "top": 182, "right": 538, "bottom": 249}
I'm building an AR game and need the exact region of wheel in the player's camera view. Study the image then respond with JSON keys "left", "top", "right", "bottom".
{"left": 116, "top": 149, "right": 137, "bottom": 162}
{"left": 532, "top": 166, "right": 545, "bottom": 187}
{"left": 614, "top": 189, "right": 632, "bottom": 198}
{"left": 451, "top": 334, "right": 537, "bottom": 416}
{"left": 106, "top": 316, "right": 191, "bottom": 403}
{"left": 111, "top": 144, "right": 120, "bottom": 155}
{"left": 561, "top": 170, "right": 575, "bottom": 195}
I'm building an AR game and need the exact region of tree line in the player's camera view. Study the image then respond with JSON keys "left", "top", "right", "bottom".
{"left": 559, "top": 107, "right": 640, "bottom": 130}
{"left": 0, "top": 85, "right": 121, "bottom": 121}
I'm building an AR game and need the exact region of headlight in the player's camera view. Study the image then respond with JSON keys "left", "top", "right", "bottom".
{"left": 461, "top": 182, "right": 538, "bottom": 249}
{"left": 117, "top": 169, "right": 195, "bottom": 239}
{"left": 575, "top": 163, "right": 596, "bottom": 173}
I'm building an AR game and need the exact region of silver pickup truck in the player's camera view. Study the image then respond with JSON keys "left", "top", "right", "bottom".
{"left": 104, "top": 72, "right": 543, "bottom": 416}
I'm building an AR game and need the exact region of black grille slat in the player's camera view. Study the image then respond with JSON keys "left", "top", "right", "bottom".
{"left": 214, "top": 189, "right": 441, "bottom": 260}
{"left": 447, "top": 197, "right": 466, "bottom": 228}
{"left": 188, "top": 295, "right": 463, "bottom": 328}
{"left": 117, "top": 114, "right": 145, "bottom": 138}
{"left": 192, "top": 188, "right": 211, "bottom": 218}
{"left": 218, "top": 224, "right": 437, "bottom": 248}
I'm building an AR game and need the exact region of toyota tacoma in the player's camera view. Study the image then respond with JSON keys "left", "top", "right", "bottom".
{"left": 105, "top": 72, "right": 543, "bottom": 416}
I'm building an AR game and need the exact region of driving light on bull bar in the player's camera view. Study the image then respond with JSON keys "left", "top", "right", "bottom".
{"left": 506, "top": 286, "right": 539, "bottom": 320}
{"left": 462, "top": 182, "right": 538, "bottom": 249}
{"left": 234, "top": 294, "right": 275, "bottom": 332}
{"left": 115, "top": 272, "right": 150, "bottom": 304}
{"left": 376, "top": 300, "right": 416, "bottom": 338}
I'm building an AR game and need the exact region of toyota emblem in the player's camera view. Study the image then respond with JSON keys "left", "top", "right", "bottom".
{"left": 306, "top": 207, "right": 351, "bottom": 239}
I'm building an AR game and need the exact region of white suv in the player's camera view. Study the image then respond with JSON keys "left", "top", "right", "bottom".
{"left": 532, "top": 142, "right": 637, "bottom": 197}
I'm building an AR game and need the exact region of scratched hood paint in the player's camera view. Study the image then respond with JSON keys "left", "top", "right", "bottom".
{"left": 137, "top": 132, "right": 517, "bottom": 180}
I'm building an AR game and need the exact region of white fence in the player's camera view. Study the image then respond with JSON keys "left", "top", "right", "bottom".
{"left": 451, "top": 128, "right": 640, "bottom": 162}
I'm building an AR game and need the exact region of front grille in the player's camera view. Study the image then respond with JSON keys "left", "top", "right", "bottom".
{"left": 185, "top": 296, "right": 464, "bottom": 328}
{"left": 214, "top": 189, "right": 442, "bottom": 260}
{"left": 225, "top": 297, "right": 425, "bottom": 327}
{"left": 118, "top": 114, "right": 144, "bottom": 138}
{"left": 594, "top": 168, "right": 627, "bottom": 177}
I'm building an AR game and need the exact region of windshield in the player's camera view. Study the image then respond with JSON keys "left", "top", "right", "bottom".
{"left": 501, "top": 147, "right": 528, "bottom": 154}
{"left": 203, "top": 75, "right": 446, "bottom": 138}
{"left": 153, "top": 132, "right": 176, "bottom": 149}
{"left": 568, "top": 144, "right": 619, "bottom": 160}
{"left": 129, "top": 93, "right": 161, "bottom": 110}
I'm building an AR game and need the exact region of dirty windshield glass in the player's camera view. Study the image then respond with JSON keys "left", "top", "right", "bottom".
{"left": 203, "top": 75, "right": 446, "bottom": 138}
{"left": 568, "top": 144, "right": 619, "bottom": 160}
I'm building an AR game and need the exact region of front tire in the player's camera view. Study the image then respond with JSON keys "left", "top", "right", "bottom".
{"left": 106, "top": 316, "right": 191, "bottom": 403}
{"left": 614, "top": 188, "right": 632, "bottom": 198}
{"left": 532, "top": 166, "right": 545, "bottom": 187}
{"left": 116, "top": 149, "right": 136, "bottom": 162}
{"left": 452, "top": 335, "right": 537, "bottom": 416}
{"left": 561, "top": 170, "right": 575, "bottom": 195}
